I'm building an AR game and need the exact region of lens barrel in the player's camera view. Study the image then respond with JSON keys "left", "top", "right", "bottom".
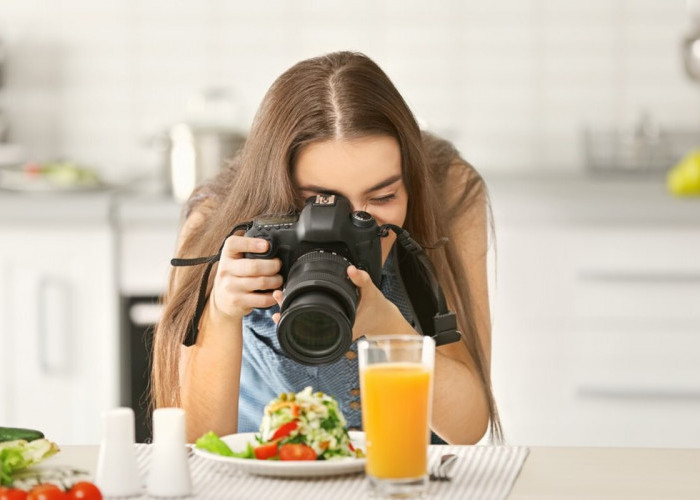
{"left": 277, "top": 251, "right": 358, "bottom": 365}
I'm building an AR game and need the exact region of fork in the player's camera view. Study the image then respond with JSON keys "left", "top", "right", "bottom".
{"left": 429, "top": 453, "right": 458, "bottom": 481}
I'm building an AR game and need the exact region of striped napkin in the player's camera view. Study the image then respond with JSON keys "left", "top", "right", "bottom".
{"left": 124, "top": 443, "right": 529, "bottom": 500}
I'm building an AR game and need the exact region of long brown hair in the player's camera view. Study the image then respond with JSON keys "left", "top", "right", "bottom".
{"left": 152, "top": 51, "right": 501, "bottom": 442}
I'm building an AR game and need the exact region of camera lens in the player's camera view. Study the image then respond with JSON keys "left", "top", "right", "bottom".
{"left": 277, "top": 251, "right": 358, "bottom": 365}
{"left": 283, "top": 293, "right": 346, "bottom": 352}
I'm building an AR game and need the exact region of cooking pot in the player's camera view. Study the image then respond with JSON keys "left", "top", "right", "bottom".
{"left": 166, "top": 123, "right": 245, "bottom": 202}
{"left": 682, "top": 0, "right": 700, "bottom": 83}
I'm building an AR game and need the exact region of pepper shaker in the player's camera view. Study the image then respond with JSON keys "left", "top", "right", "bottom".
{"left": 95, "top": 407, "right": 143, "bottom": 497}
{"left": 147, "top": 407, "right": 193, "bottom": 497}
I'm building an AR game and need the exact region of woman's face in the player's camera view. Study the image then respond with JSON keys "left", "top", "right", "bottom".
{"left": 294, "top": 135, "right": 408, "bottom": 264}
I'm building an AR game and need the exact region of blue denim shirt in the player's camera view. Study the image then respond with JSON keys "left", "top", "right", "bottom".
{"left": 238, "top": 246, "right": 417, "bottom": 433}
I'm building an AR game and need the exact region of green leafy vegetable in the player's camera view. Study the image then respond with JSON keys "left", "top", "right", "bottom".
{"left": 195, "top": 431, "right": 254, "bottom": 459}
{"left": 0, "top": 439, "right": 59, "bottom": 486}
{"left": 320, "top": 410, "right": 339, "bottom": 431}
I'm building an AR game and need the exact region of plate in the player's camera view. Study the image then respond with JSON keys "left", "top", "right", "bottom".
{"left": 193, "top": 431, "right": 366, "bottom": 477}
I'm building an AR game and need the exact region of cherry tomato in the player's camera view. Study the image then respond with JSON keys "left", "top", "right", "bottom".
{"left": 0, "top": 487, "right": 29, "bottom": 500}
{"left": 279, "top": 443, "right": 317, "bottom": 461}
{"left": 253, "top": 441, "right": 279, "bottom": 460}
{"left": 271, "top": 420, "right": 298, "bottom": 441}
{"left": 27, "top": 484, "right": 67, "bottom": 500}
{"left": 67, "top": 482, "right": 102, "bottom": 500}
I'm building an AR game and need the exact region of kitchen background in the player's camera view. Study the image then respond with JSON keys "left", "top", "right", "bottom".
{"left": 1, "top": 0, "right": 700, "bottom": 177}
{"left": 0, "top": 0, "right": 699, "bottom": 446}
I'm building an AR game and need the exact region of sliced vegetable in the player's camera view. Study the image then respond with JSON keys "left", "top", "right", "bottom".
{"left": 271, "top": 421, "right": 298, "bottom": 441}
{"left": 0, "top": 439, "right": 60, "bottom": 486}
{"left": 279, "top": 444, "right": 317, "bottom": 461}
{"left": 195, "top": 432, "right": 234, "bottom": 457}
{"left": 195, "top": 431, "right": 254, "bottom": 459}
{"left": 0, "top": 429, "right": 44, "bottom": 444}
{"left": 253, "top": 442, "right": 279, "bottom": 460}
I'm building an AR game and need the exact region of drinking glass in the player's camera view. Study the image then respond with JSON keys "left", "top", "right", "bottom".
{"left": 358, "top": 335, "right": 435, "bottom": 498}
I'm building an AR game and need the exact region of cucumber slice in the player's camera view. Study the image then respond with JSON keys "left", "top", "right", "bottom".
{"left": 0, "top": 427, "right": 45, "bottom": 443}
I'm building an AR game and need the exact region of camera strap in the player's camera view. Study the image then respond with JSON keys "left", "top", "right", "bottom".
{"left": 379, "top": 224, "right": 462, "bottom": 347}
{"left": 170, "top": 220, "right": 460, "bottom": 348}
{"left": 170, "top": 222, "right": 253, "bottom": 346}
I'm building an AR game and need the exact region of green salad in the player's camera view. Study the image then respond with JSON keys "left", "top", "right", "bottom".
{"left": 196, "top": 387, "right": 362, "bottom": 461}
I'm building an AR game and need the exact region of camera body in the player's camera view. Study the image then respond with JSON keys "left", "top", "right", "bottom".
{"left": 243, "top": 194, "right": 383, "bottom": 365}
{"left": 244, "top": 194, "right": 382, "bottom": 286}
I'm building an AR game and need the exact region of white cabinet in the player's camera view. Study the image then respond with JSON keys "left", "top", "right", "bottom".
{"left": 488, "top": 177, "right": 700, "bottom": 448}
{"left": 0, "top": 223, "right": 119, "bottom": 444}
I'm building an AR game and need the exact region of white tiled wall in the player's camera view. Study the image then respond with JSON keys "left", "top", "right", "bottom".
{"left": 1, "top": 0, "right": 698, "bottom": 180}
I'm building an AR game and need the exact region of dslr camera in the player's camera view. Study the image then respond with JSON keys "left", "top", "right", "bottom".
{"left": 244, "top": 194, "right": 382, "bottom": 365}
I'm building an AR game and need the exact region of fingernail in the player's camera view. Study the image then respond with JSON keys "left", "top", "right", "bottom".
{"left": 257, "top": 240, "right": 267, "bottom": 251}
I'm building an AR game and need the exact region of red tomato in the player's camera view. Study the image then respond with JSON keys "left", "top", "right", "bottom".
{"left": 279, "top": 443, "right": 317, "bottom": 461}
{"left": 67, "top": 482, "right": 102, "bottom": 500}
{"left": 254, "top": 441, "right": 279, "bottom": 460}
{"left": 271, "top": 420, "right": 298, "bottom": 440}
{"left": 0, "top": 487, "right": 29, "bottom": 500}
{"left": 27, "top": 484, "right": 67, "bottom": 500}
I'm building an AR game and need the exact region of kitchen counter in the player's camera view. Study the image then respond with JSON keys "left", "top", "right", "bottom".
{"left": 484, "top": 173, "right": 700, "bottom": 226}
{"left": 1, "top": 173, "right": 697, "bottom": 228}
{"left": 0, "top": 189, "right": 115, "bottom": 225}
{"left": 43, "top": 445, "right": 700, "bottom": 499}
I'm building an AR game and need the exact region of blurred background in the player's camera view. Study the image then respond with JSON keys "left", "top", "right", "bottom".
{"left": 1, "top": 0, "right": 700, "bottom": 178}
{"left": 0, "top": 0, "right": 698, "bottom": 446}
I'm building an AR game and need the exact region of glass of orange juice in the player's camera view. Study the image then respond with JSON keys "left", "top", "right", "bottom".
{"left": 358, "top": 335, "right": 435, "bottom": 498}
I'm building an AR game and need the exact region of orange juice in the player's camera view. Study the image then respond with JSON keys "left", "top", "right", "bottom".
{"left": 360, "top": 362, "right": 432, "bottom": 479}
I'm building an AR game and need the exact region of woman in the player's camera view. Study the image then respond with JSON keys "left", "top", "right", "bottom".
{"left": 152, "top": 51, "right": 501, "bottom": 444}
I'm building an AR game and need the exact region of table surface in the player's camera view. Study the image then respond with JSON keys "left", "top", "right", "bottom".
{"left": 42, "top": 445, "right": 700, "bottom": 499}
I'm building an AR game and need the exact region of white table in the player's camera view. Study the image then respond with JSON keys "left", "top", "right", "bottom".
{"left": 42, "top": 445, "right": 700, "bottom": 499}
{"left": 508, "top": 447, "right": 700, "bottom": 499}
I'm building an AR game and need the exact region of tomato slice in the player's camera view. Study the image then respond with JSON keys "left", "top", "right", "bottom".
{"left": 254, "top": 441, "right": 279, "bottom": 460}
{"left": 279, "top": 443, "right": 317, "bottom": 461}
{"left": 271, "top": 420, "right": 298, "bottom": 441}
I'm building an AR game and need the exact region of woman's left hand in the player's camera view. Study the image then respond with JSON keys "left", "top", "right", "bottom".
{"left": 345, "top": 265, "right": 400, "bottom": 340}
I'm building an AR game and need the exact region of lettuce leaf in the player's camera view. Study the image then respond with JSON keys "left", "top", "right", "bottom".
{"left": 195, "top": 431, "right": 254, "bottom": 459}
{"left": 0, "top": 439, "right": 59, "bottom": 486}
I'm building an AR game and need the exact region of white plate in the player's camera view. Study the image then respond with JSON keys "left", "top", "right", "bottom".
{"left": 193, "top": 431, "right": 366, "bottom": 477}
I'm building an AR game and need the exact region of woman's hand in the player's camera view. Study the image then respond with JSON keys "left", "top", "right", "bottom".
{"left": 271, "top": 265, "right": 414, "bottom": 340}
{"left": 210, "top": 235, "right": 283, "bottom": 322}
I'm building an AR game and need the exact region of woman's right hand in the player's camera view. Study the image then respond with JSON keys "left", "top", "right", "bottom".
{"left": 209, "top": 235, "right": 283, "bottom": 321}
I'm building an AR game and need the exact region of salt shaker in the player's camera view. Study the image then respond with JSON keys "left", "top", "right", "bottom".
{"left": 146, "top": 407, "right": 193, "bottom": 497}
{"left": 95, "top": 407, "right": 143, "bottom": 497}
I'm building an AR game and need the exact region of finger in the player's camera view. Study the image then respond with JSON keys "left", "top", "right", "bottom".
{"left": 241, "top": 292, "right": 278, "bottom": 310}
{"left": 272, "top": 290, "right": 284, "bottom": 307}
{"left": 227, "top": 257, "right": 282, "bottom": 277}
{"left": 234, "top": 275, "right": 284, "bottom": 293}
{"left": 347, "top": 265, "right": 372, "bottom": 288}
{"left": 222, "top": 235, "right": 269, "bottom": 259}
{"left": 272, "top": 312, "right": 281, "bottom": 324}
